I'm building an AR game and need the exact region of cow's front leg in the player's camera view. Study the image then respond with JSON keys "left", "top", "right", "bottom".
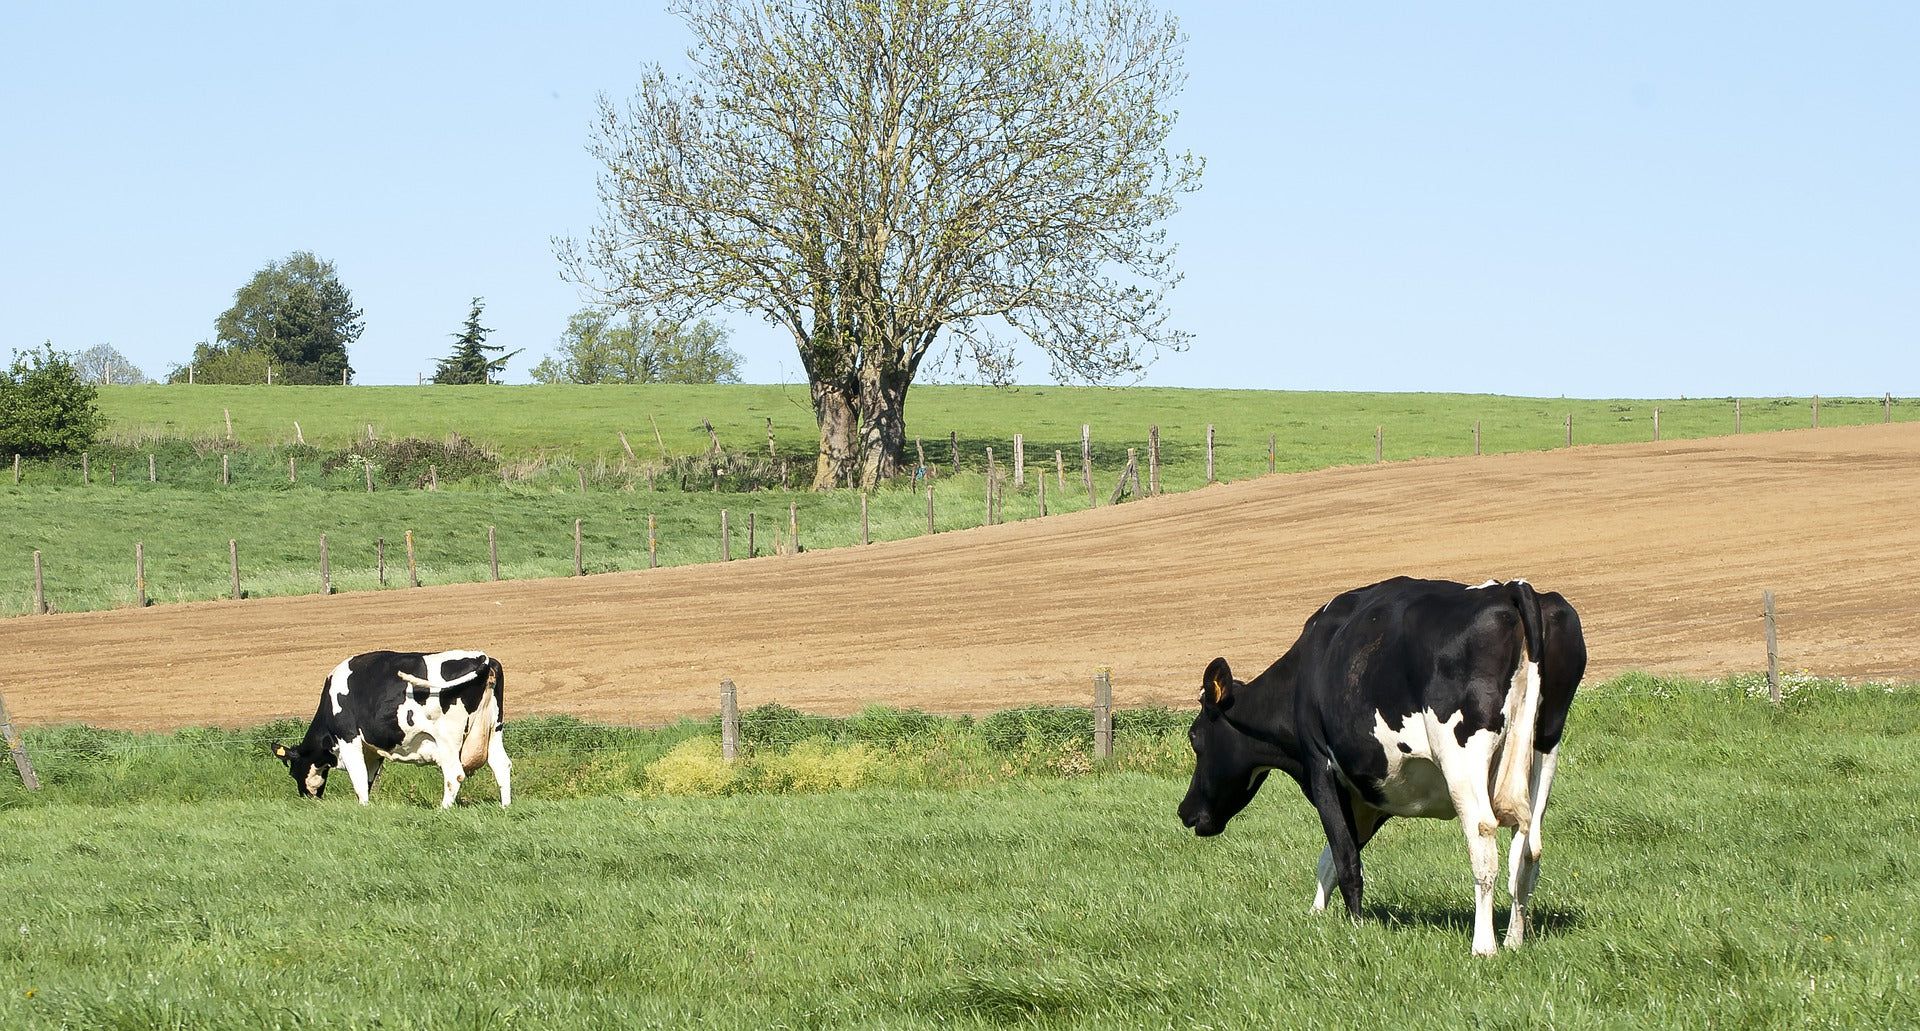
{"left": 336, "top": 740, "right": 375, "bottom": 805}
{"left": 1304, "top": 763, "right": 1366, "bottom": 920}
{"left": 1505, "top": 748, "right": 1560, "bottom": 949}
{"left": 1312, "top": 801, "right": 1386, "bottom": 912}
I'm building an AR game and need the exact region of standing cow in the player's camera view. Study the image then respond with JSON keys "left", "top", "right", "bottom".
{"left": 1178, "top": 577, "right": 1585, "bottom": 956}
{"left": 272, "top": 649, "right": 511, "bottom": 808}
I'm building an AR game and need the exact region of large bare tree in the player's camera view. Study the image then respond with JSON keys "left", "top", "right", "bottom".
{"left": 560, "top": 0, "right": 1201, "bottom": 488}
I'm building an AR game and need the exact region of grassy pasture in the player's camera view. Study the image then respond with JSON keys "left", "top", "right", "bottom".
{"left": 2, "top": 679, "right": 1915, "bottom": 1029}
{"left": 4, "top": 385, "right": 1913, "bottom": 617}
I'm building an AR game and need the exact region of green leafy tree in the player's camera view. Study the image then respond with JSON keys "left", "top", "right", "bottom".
{"left": 70, "top": 344, "right": 154, "bottom": 385}
{"left": 0, "top": 343, "right": 104, "bottom": 458}
{"left": 179, "top": 251, "right": 361, "bottom": 384}
{"left": 529, "top": 310, "right": 743, "bottom": 384}
{"left": 560, "top": 0, "right": 1201, "bottom": 487}
{"left": 432, "top": 297, "right": 522, "bottom": 385}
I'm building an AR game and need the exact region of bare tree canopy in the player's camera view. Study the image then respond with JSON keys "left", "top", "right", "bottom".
{"left": 561, "top": 0, "right": 1201, "bottom": 487}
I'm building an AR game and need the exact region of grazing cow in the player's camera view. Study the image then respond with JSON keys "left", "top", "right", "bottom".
{"left": 1178, "top": 577, "right": 1585, "bottom": 956}
{"left": 272, "top": 649, "right": 511, "bottom": 808}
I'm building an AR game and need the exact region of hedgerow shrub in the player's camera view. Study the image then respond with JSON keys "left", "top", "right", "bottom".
{"left": 644, "top": 737, "right": 736, "bottom": 796}
{"left": 979, "top": 706, "right": 1092, "bottom": 752}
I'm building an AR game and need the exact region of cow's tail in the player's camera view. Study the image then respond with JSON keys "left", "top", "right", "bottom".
{"left": 1491, "top": 580, "right": 1547, "bottom": 830}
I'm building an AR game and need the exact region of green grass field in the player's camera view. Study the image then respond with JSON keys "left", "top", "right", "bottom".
{"left": 3, "top": 385, "right": 1913, "bottom": 615}
{"left": 2, "top": 678, "right": 1915, "bottom": 1029}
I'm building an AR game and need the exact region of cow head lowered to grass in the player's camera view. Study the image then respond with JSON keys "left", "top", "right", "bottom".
{"left": 271, "top": 649, "right": 511, "bottom": 808}
{"left": 1178, "top": 577, "right": 1586, "bottom": 956}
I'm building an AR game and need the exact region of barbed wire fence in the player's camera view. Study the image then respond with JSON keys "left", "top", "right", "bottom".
{"left": 5, "top": 590, "right": 1917, "bottom": 789}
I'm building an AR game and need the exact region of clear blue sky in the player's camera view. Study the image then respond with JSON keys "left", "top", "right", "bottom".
{"left": 3, "top": 3, "right": 1914, "bottom": 397}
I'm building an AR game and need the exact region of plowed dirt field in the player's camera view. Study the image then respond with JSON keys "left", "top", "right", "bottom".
{"left": 7, "top": 424, "right": 1917, "bottom": 730}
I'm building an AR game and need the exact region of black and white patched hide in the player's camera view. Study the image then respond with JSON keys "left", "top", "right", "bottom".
{"left": 271, "top": 649, "right": 511, "bottom": 808}
{"left": 1177, "top": 577, "right": 1586, "bottom": 956}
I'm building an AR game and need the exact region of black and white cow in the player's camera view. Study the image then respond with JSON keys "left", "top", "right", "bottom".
{"left": 1178, "top": 577, "right": 1585, "bottom": 956}
{"left": 271, "top": 649, "right": 511, "bottom": 808}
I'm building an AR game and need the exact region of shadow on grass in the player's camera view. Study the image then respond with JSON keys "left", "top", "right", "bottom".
{"left": 1367, "top": 892, "right": 1587, "bottom": 941}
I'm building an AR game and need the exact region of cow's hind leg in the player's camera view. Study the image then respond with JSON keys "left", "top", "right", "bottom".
{"left": 1433, "top": 723, "right": 1504, "bottom": 957}
{"left": 1505, "top": 748, "right": 1560, "bottom": 949}
{"left": 486, "top": 724, "right": 512, "bottom": 807}
{"left": 432, "top": 744, "right": 466, "bottom": 809}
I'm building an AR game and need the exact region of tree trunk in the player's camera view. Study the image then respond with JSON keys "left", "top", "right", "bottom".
{"left": 857, "top": 362, "right": 912, "bottom": 488}
{"left": 811, "top": 376, "right": 860, "bottom": 490}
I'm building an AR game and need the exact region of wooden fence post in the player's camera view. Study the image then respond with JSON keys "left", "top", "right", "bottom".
{"left": 1475, "top": 420, "right": 1482, "bottom": 456}
{"left": 1206, "top": 425, "right": 1215, "bottom": 482}
{"left": 748, "top": 512, "right": 757, "bottom": 558}
{"left": 573, "top": 520, "right": 583, "bottom": 576}
{"left": 377, "top": 537, "right": 386, "bottom": 587}
{"left": 294, "top": 420, "right": 304, "bottom": 445}
{"left": 229, "top": 540, "right": 241, "bottom": 600}
{"left": 406, "top": 530, "right": 419, "bottom": 587}
{"left": 789, "top": 502, "right": 799, "bottom": 552}
{"left": 1055, "top": 449, "right": 1065, "bottom": 489}
{"left": 1093, "top": 668, "right": 1113, "bottom": 760}
{"left": 13, "top": 453, "right": 19, "bottom": 484}
{"left": 364, "top": 461, "right": 373, "bottom": 493}
{"left": 1375, "top": 426, "right": 1383, "bottom": 464}
{"left": 1812, "top": 395, "right": 1820, "bottom": 428}
{"left": 489, "top": 526, "right": 499, "bottom": 581}
{"left": 289, "top": 457, "right": 297, "bottom": 484}
{"left": 1081, "top": 424, "right": 1093, "bottom": 506}
{"left": 1886, "top": 392, "right": 1893, "bottom": 423}
{"left": 1268, "top": 433, "right": 1276, "bottom": 474}
{"left": 767, "top": 418, "right": 778, "bottom": 458}
{"left": 135, "top": 541, "right": 146, "bottom": 608}
{"left": 648, "top": 516, "right": 658, "bottom": 569}
{"left": 32, "top": 550, "right": 45, "bottom": 614}
{"left": 222, "top": 454, "right": 230, "bottom": 486}
{"left": 319, "top": 534, "right": 331, "bottom": 596}
{"left": 986, "top": 447, "right": 997, "bottom": 524}
{"left": 1735, "top": 398, "right": 1742, "bottom": 434}
{"left": 721, "top": 510, "right": 731, "bottom": 561}
{"left": 1014, "top": 434, "right": 1025, "bottom": 487}
{"left": 949, "top": 431, "right": 960, "bottom": 473}
{"left": 915, "top": 436, "right": 926, "bottom": 472}
{"left": 1037, "top": 469, "right": 1047, "bottom": 516}
{"left": 0, "top": 690, "right": 41, "bottom": 791}
{"left": 149, "top": 453, "right": 155, "bottom": 482}
{"left": 1653, "top": 408, "right": 1660, "bottom": 442}
{"left": 926, "top": 486, "right": 936, "bottom": 533}
{"left": 860, "top": 493, "right": 869, "bottom": 545}
{"left": 1148, "top": 425, "right": 1160, "bottom": 495}
{"left": 649, "top": 415, "right": 667, "bottom": 460}
{"left": 1108, "top": 448, "right": 1139, "bottom": 505}
{"left": 1566, "top": 413, "right": 1573, "bottom": 448}
{"left": 82, "top": 452, "right": 89, "bottom": 486}
{"left": 619, "top": 431, "right": 636, "bottom": 462}
{"left": 720, "top": 679, "right": 740, "bottom": 761}
{"left": 431, "top": 465, "right": 439, "bottom": 491}
{"left": 1764, "top": 590, "right": 1780, "bottom": 704}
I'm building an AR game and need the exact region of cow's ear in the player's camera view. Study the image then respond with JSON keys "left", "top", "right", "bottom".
{"left": 271, "top": 742, "right": 293, "bottom": 766}
{"left": 1201, "top": 657, "right": 1236, "bottom": 711}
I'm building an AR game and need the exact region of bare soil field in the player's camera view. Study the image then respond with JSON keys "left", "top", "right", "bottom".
{"left": 7, "top": 424, "right": 1917, "bottom": 730}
